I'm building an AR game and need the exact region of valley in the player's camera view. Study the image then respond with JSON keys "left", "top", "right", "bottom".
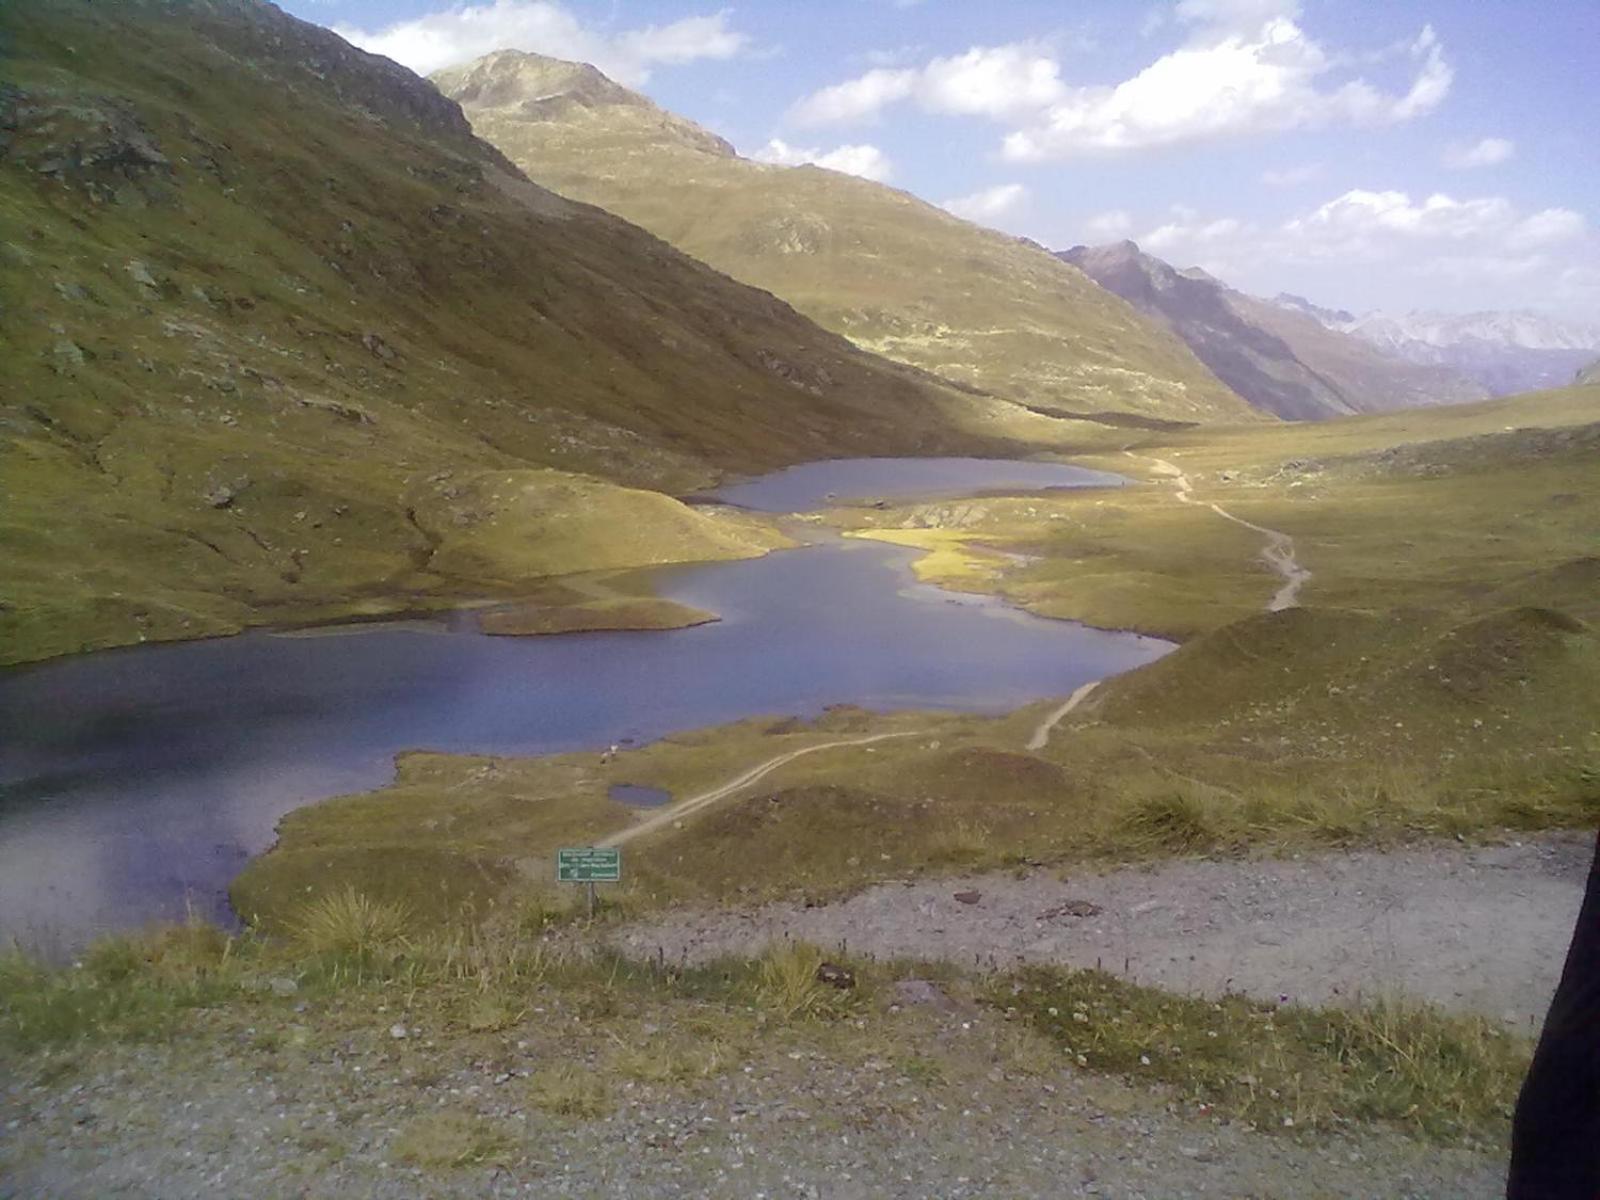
{"left": 2, "top": 1, "right": 1598, "bottom": 1197}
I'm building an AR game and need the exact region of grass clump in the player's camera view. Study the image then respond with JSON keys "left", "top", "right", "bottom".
{"left": 393, "top": 1112, "right": 515, "bottom": 1170}
{"left": 1118, "top": 792, "right": 1222, "bottom": 853}
{"left": 750, "top": 942, "right": 859, "bottom": 1022}
{"left": 997, "top": 966, "right": 1527, "bottom": 1141}
{"left": 527, "top": 1064, "right": 611, "bottom": 1118}
{"left": 292, "top": 887, "right": 410, "bottom": 962}
{"left": 608, "top": 1018, "right": 747, "bottom": 1084}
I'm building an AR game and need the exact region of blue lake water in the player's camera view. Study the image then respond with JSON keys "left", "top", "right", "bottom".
{"left": 0, "top": 459, "right": 1169, "bottom": 952}
{"left": 706, "top": 456, "right": 1126, "bottom": 511}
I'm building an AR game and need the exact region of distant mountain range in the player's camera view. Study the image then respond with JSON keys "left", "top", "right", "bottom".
{"left": 434, "top": 51, "right": 1256, "bottom": 426}
{"left": 1058, "top": 243, "right": 1487, "bottom": 420}
{"left": 1272, "top": 298, "right": 1600, "bottom": 397}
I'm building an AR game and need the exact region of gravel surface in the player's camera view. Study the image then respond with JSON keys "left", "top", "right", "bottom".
{"left": 6, "top": 835, "right": 1580, "bottom": 1198}
{"left": 613, "top": 834, "right": 1592, "bottom": 1030}
{"left": 1, "top": 1006, "right": 1504, "bottom": 1199}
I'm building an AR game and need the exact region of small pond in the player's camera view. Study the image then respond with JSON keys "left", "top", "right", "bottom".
{"left": 608, "top": 784, "right": 674, "bottom": 809}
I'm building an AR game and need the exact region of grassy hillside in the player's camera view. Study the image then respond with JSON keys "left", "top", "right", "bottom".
{"left": 0, "top": 0, "right": 1095, "bottom": 665}
{"left": 433, "top": 52, "right": 1258, "bottom": 426}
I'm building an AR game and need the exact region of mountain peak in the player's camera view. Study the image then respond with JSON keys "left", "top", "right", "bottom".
{"left": 433, "top": 51, "right": 736, "bottom": 157}
{"left": 433, "top": 50, "right": 642, "bottom": 113}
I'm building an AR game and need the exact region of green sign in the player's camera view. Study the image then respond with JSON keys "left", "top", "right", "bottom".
{"left": 558, "top": 847, "right": 621, "bottom": 883}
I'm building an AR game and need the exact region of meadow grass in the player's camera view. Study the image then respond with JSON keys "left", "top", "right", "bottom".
{"left": 999, "top": 966, "right": 1527, "bottom": 1143}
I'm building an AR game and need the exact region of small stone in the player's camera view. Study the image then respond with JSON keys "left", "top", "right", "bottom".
{"left": 361, "top": 331, "right": 397, "bottom": 362}
{"left": 890, "top": 979, "right": 958, "bottom": 1012}
{"left": 389, "top": 1023, "right": 409, "bottom": 1040}
{"left": 952, "top": 890, "right": 981, "bottom": 905}
{"left": 49, "top": 338, "right": 87, "bottom": 371}
{"left": 125, "top": 259, "right": 160, "bottom": 293}
{"left": 266, "top": 976, "right": 298, "bottom": 997}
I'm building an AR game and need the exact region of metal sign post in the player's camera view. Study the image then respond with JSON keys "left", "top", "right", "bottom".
{"left": 557, "top": 847, "right": 621, "bottom": 919}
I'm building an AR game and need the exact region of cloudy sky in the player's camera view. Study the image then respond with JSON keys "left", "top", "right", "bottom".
{"left": 286, "top": 0, "right": 1598, "bottom": 319}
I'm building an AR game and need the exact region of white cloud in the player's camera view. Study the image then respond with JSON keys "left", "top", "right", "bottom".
{"left": 791, "top": 43, "right": 1065, "bottom": 126}
{"left": 1129, "top": 189, "right": 1594, "bottom": 308}
{"left": 1506, "top": 207, "right": 1587, "bottom": 250}
{"left": 333, "top": 1, "right": 748, "bottom": 82}
{"left": 1003, "top": 20, "right": 1450, "bottom": 160}
{"left": 751, "top": 139, "right": 894, "bottom": 182}
{"left": 1261, "top": 162, "right": 1322, "bottom": 187}
{"left": 941, "top": 182, "right": 1030, "bottom": 223}
{"left": 1443, "top": 136, "right": 1516, "bottom": 170}
{"left": 792, "top": 10, "right": 1449, "bottom": 162}
{"left": 1284, "top": 190, "right": 1586, "bottom": 255}
{"left": 1082, "top": 210, "right": 1136, "bottom": 241}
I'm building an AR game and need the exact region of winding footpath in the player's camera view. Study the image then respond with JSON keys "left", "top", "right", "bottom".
{"left": 600, "top": 731, "right": 924, "bottom": 849}
{"left": 1026, "top": 454, "right": 1310, "bottom": 750}
{"left": 1133, "top": 452, "right": 1311, "bottom": 611}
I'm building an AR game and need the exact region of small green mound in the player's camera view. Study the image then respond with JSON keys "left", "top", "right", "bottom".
{"left": 1424, "top": 605, "right": 1591, "bottom": 700}
{"left": 1099, "top": 606, "right": 1388, "bottom": 725}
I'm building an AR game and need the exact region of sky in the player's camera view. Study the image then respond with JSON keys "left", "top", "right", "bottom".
{"left": 281, "top": 0, "right": 1600, "bottom": 320}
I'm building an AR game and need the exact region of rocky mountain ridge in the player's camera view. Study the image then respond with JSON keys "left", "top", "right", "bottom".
{"left": 1060, "top": 242, "right": 1486, "bottom": 420}
{"left": 1272, "top": 300, "right": 1600, "bottom": 396}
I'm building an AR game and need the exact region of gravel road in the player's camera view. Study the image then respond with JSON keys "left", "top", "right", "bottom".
{"left": 612, "top": 833, "right": 1592, "bottom": 1030}
{"left": 6, "top": 835, "right": 1583, "bottom": 1198}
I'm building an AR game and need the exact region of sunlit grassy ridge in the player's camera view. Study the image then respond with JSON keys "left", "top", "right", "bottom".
{"left": 0, "top": 0, "right": 1057, "bottom": 664}
{"left": 434, "top": 51, "right": 1259, "bottom": 426}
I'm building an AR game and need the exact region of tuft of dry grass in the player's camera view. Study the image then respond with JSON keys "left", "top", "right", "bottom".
{"left": 608, "top": 1036, "right": 741, "bottom": 1085}
{"left": 1118, "top": 792, "right": 1221, "bottom": 853}
{"left": 291, "top": 887, "right": 410, "bottom": 961}
{"left": 750, "top": 942, "right": 858, "bottom": 1022}
{"left": 527, "top": 1064, "right": 611, "bottom": 1118}
{"left": 393, "top": 1112, "right": 514, "bottom": 1169}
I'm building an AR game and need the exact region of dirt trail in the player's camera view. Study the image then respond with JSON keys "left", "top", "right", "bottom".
{"left": 1132, "top": 452, "right": 1311, "bottom": 611}
{"left": 614, "top": 832, "right": 1590, "bottom": 1029}
{"left": 600, "top": 732, "right": 924, "bottom": 848}
{"left": 1024, "top": 679, "right": 1100, "bottom": 751}
{"left": 1026, "top": 454, "right": 1309, "bottom": 749}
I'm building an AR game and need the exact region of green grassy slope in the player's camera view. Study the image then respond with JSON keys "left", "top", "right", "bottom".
{"left": 0, "top": 0, "right": 1051, "bottom": 664}
{"left": 433, "top": 52, "right": 1258, "bottom": 426}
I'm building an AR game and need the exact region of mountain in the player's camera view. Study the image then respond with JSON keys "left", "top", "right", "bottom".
{"left": 433, "top": 51, "right": 1256, "bottom": 426}
{"left": 1283, "top": 306, "right": 1600, "bottom": 397}
{"left": 0, "top": 0, "right": 1028, "bottom": 664}
{"left": 1058, "top": 243, "right": 1487, "bottom": 420}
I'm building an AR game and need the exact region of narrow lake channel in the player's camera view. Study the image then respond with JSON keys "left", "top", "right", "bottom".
{"left": 0, "top": 459, "right": 1172, "bottom": 952}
